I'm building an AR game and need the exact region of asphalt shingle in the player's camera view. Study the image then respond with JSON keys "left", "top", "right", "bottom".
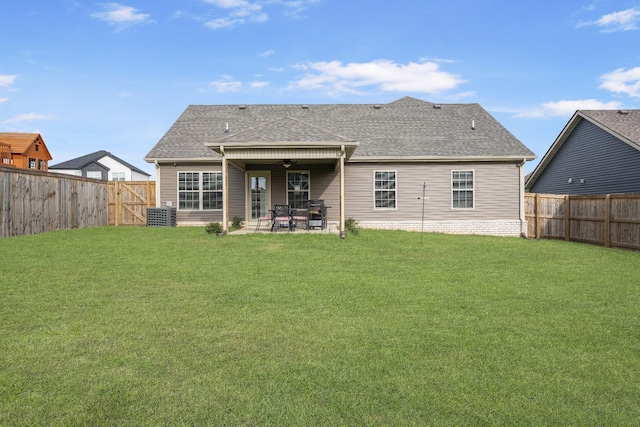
{"left": 145, "top": 96, "right": 535, "bottom": 161}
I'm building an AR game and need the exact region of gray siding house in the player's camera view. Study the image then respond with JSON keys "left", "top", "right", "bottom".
{"left": 50, "top": 150, "right": 151, "bottom": 181}
{"left": 526, "top": 109, "right": 640, "bottom": 195}
{"left": 145, "top": 97, "right": 535, "bottom": 237}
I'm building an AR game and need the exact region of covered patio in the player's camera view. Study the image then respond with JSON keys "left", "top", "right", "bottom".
{"left": 205, "top": 139, "right": 359, "bottom": 238}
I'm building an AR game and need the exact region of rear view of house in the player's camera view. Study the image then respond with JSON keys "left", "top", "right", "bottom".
{"left": 145, "top": 97, "right": 536, "bottom": 237}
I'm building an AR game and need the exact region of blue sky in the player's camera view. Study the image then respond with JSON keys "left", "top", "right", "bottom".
{"left": 2, "top": 1, "right": 640, "bottom": 178}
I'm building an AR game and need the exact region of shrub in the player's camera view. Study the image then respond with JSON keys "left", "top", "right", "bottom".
{"left": 345, "top": 217, "right": 360, "bottom": 235}
{"left": 205, "top": 222, "right": 223, "bottom": 235}
{"left": 232, "top": 216, "right": 244, "bottom": 229}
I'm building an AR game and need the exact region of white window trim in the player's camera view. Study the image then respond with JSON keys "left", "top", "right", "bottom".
{"left": 373, "top": 170, "right": 398, "bottom": 210}
{"left": 177, "top": 171, "right": 223, "bottom": 211}
{"left": 451, "top": 170, "right": 475, "bottom": 209}
{"left": 286, "top": 170, "right": 310, "bottom": 209}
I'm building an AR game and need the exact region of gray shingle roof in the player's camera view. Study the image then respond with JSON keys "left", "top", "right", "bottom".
{"left": 145, "top": 96, "right": 535, "bottom": 161}
{"left": 579, "top": 109, "right": 640, "bottom": 147}
{"left": 50, "top": 150, "right": 150, "bottom": 176}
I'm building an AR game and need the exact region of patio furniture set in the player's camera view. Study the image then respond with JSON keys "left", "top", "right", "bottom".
{"left": 255, "top": 200, "right": 328, "bottom": 232}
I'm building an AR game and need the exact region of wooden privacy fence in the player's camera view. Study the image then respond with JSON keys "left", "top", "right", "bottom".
{"left": 0, "top": 166, "right": 108, "bottom": 238}
{"left": 107, "top": 181, "right": 156, "bottom": 226}
{"left": 525, "top": 193, "right": 640, "bottom": 250}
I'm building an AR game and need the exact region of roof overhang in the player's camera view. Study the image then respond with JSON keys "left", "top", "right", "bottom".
{"left": 350, "top": 155, "right": 535, "bottom": 163}
{"left": 144, "top": 157, "right": 220, "bottom": 164}
{"left": 204, "top": 141, "right": 359, "bottom": 170}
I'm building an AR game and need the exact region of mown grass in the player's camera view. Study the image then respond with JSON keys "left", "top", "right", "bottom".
{"left": 1, "top": 227, "right": 639, "bottom": 425}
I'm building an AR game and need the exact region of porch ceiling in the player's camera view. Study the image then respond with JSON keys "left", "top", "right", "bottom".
{"left": 205, "top": 141, "right": 359, "bottom": 170}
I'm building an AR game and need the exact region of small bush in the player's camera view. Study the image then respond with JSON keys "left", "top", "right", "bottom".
{"left": 345, "top": 217, "right": 360, "bottom": 235}
{"left": 205, "top": 222, "right": 223, "bottom": 235}
{"left": 232, "top": 216, "right": 244, "bottom": 229}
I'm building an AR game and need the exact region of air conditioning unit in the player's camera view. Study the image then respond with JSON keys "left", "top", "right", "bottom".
{"left": 146, "top": 207, "right": 176, "bottom": 227}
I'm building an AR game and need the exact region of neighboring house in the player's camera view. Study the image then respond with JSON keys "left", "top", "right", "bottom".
{"left": 145, "top": 96, "right": 536, "bottom": 237}
{"left": 0, "top": 141, "right": 11, "bottom": 167}
{"left": 49, "top": 150, "right": 151, "bottom": 181}
{"left": 0, "top": 133, "right": 52, "bottom": 171}
{"left": 526, "top": 109, "right": 640, "bottom": 195}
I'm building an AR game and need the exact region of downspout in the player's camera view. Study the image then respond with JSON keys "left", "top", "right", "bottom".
{"left": 339, "top": 145, "right": 346, "bottom": 239}
{"left": 221, "top": 146, "right": 228, "bottom": 234}
{"left": 519, "top": 159, "right": 526, "bottom": 238}
{"left": 154, "top": 160, "right": 161, "bottom": 207}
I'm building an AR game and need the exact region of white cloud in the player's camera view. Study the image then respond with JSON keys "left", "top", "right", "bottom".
{"left": 515, "top": 99, "right": 624, "bottom": 118}
{"left": 205, "top": 17, "right": 239, "bottom": 29}
{"left": 3, "top": 113, "right": 53, "bottom": 124}
{"left": 0, "top": 75, "right": 17, "bottom": 87}
{"left": 91, "top": 3, "right": 153, "bottom": 30}
{"left": 209, "top": 78, "right": 242, "bottom": 92}
{"left": 419, "top": 56, "right": 459, "bottom": 64}
{"left": 250, "top": 81, "right": 270, "bottom": 88}
{"left": 202, "top": 0, "right": 318, "bottom": 29}
{"left": 288, "top": 59, "right": 466, "bottom": 95}
{"left": 259, "top": 49, "right": 276, "bottom": 58}
{"left": 203, "top": 0, "right": 267, "bottom": 28}
{"left": 577, "top": 7, "right": 640, "bottom": 32}
{"left": 600, "top": 67, "right": 640, "bottom": 97}
{"left": 0, "top": 98, "right": 7, "bottom": 105}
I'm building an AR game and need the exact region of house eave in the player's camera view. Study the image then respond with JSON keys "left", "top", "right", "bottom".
{"left": 205, "top": 141, "right": 359, "bottom": 163}
{"left": 349, "top": 155, "right": 536, "bottom": 163}
{"left": 145, "top": 157, "right": 220, "bottom": 164}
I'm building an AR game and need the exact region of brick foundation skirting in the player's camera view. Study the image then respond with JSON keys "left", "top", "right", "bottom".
{"left": 357, "top": 220, "right": 527, "bottom": 237}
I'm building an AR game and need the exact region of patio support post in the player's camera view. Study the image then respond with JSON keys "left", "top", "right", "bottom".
{"left": 339, "top": 145, "right": 346, "bottom": 239}
{"left": 221, "top": 146, "right": 229, "bottom": 234}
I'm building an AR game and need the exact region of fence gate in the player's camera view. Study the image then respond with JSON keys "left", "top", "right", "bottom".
{"left": 108, "top": 181, "right": 156, "bottom": 226}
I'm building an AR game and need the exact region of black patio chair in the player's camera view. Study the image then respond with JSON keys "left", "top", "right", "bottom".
{"left": 271, "top": 204, "right": 295, "bottom": 232}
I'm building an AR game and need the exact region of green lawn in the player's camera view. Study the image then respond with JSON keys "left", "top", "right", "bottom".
{"left": 1, "top": 227, "right": 639, "bottom": 425}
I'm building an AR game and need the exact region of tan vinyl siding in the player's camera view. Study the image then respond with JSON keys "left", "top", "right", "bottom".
{"left": 158, "top": 162, "right": 234, "bottom": 225}
{"left": 345, "top": 162, "right": 521, "bottom": 221}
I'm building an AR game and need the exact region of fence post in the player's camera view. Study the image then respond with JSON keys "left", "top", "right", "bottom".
{"left": 534, "top": 193, "right": 541, "bottom": 239}
{"left": 604, "top": 194, "right": 611, "bottom": 248}
{"left": 115, "top": 181, "right": 121, "bottom": 226}
{"left": 564, "top": 195, "right": 570, "bottom": 241}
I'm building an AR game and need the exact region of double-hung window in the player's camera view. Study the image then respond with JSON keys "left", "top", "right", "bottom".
{"left": 178, "top": 172, "right": 223, "bottom": 210}
{"left": 374, "top": 171, "right": 396, "bottom": 209}
{"left": 202, "top": 172, "right": 223, "bottom": 210}
{"left": 179, "top": 172, "right": 199, "bottom": 209}
{"left": 287, "top": 171, "right": 309, "bottom": 209}
{"left": 452, "top": 170, "right": 474, "bottom": 209}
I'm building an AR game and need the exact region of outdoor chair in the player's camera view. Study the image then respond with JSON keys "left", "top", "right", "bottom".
{"left": 271, "top": 204, "right": 295, "bottom": 232}
{"left": 254, "top": 212, "right": 272, "bottom": 232}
